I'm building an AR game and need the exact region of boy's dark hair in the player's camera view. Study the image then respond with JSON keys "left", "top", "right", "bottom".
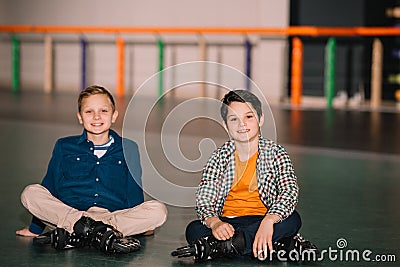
{"left": 220, "top": 90, "right": 262, "bottom": 123}
{"left": 78, "top": 85, "right": 116, "bottom": 113}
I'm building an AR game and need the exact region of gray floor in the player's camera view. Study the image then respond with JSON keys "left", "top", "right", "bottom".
{"left": 1, "top": 90, "right": 399, "bottom": 266}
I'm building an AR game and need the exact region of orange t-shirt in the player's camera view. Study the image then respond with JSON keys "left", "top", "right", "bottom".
{"left": 222, "top": 151, "right": 267, "bottom": 217}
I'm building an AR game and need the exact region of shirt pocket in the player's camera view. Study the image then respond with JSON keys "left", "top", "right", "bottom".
{"left": 62, "top": 154, "right": 90, "bottom": 178}
{"left": 102, "top": 156, "right": 128, "bottom": 193}
{"left": 107, "top": 156, "right": 126, "bottom": 174}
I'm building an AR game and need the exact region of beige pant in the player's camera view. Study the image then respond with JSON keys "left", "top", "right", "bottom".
{"left": 21, "top": 184, "right": 168, "bottom": 236}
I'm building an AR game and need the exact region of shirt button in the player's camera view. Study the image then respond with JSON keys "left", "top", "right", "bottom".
{"left": 96, "top": 161, "right": 100, "bottom": 165}
{"left": 118, "top": 160, "right": 122, "bottom": 164}
{"left": 95, "top": 178, "right": 99, "bottom": 182}
{"left": 94, "top": 202, "right": 97, "bottom": 205}
{"left": 90, "top": 147, "right": 93, "bottom": 151}
{"left": 94, "top": 193, "right": 99, "bottom": 197}
{"left": 76, "top": 157, "right": 80, "bottom": 161}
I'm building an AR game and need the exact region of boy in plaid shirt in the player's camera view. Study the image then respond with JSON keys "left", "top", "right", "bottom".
{"left": 172, "top": 90, "right": 316, "bottom": 262}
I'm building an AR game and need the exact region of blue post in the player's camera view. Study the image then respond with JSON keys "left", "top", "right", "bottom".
{"left": 80, "top": 37, "right": 87, "bottom": 91}
{"left": 245, "top": 38, "right": 252, "bottom": 90}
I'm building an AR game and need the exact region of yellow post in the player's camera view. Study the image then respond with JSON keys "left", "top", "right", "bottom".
{"left": 370, "top": 38, "right": 383, "bottom": 109}
{"left": 44, "top": 35, "right": 53, "bottom": 94}
{"left": 198, "top": 35, "right": 207, "bottom": 97}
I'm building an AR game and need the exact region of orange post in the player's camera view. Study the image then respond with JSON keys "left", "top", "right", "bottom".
{"left": 291, "top": 37, "right": 303, "bottom": 105}
{"left": 116, "top": 37, "right": 125, "bottom": 97}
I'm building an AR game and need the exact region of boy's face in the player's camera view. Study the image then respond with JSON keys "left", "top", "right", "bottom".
{"left": 224, "top": 101, "right": 264, "bottom": 144}
{"left": 77, "top": 94, "right": 118, "bottom": 139}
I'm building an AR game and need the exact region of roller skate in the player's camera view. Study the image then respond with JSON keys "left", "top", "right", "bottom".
{"left": 73, "top": 216, "right": 141, "bottom": 254}
{"left": 291, "top": 233, "right": 319, "bottom": 261}
{"left": 33, "top": 228, "right": 85, "bottom": 249}
{"left": 33, "top": 216, "right": 141, "bottom": 254}
{"left": 257, "top": 233, "right": 318, "bottom": 262}
{"left": 171, "top": 232, "right": 245, "bottom": 262}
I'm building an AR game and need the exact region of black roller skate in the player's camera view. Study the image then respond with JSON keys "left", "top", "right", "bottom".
{"left": 33, "top": 227, "right": 86, "bottom": 250}
{"left": 171, "top": 232, "right": 245, "bottom": 262}
{"left": 257, "top": 233, "right": 318, "bottom": 262}
{"left": 291, "top": 233, "right": 319, "bottom": 261}
{"left": 73, "top": 216, "right": 141, "bottom": 254}
{"left": 33, "top": 216, "right": 141, "bottom": 254}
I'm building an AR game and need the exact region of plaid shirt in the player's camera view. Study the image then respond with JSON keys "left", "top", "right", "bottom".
{"left": 195, "top": 136, "right": 298, "bottom": 223}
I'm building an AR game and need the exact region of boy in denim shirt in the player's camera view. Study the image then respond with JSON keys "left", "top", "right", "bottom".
{"left": 16, "top": 85, "right": 167, "bottom": 254}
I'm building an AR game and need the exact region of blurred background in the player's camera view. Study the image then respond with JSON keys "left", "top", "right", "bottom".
{"left": 1, "top": 0, "right": 400, "bottom": 109}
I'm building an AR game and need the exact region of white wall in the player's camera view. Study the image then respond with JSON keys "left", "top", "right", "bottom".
{"left": 0, "top": 0, "right": 289, "bottom": 101}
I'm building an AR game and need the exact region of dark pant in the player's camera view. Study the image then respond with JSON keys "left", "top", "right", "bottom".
{"left": 185, "top": 210, "right": 301, "bottom": 255}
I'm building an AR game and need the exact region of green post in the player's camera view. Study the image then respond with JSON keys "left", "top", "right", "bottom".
{"left": 157, "top": 38, "right": 164, "bottom": 98}
{"left": 324, "top": 37, "right": 336, "bottom": 108}
{"left": 12, "top": 34, "right": 20, "bottom": 93}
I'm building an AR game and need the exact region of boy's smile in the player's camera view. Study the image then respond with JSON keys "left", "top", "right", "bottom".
{"left": 237, "top": 129, "right": 250, "bottom": 134}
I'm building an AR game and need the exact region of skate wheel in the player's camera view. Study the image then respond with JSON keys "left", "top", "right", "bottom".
{"left": 52, "top": 228, "right": 68, "bottom": 250}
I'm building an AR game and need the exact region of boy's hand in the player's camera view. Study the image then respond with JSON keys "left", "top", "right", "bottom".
{"left": 16, "top": 227, "right": 38, "bottom": 237}
{"left": 206, "top": 217, "right": 235, "bottom": 240}
{"left": 253, "top": 214, "right": 280, "bottom": 259}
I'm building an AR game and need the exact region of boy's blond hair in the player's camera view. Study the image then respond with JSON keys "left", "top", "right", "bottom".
{"left": 78, "top": 85, "right": 116, "bottom": 113}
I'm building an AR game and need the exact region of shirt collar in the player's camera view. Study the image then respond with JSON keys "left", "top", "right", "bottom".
{"left": 226, "top": 135, "right": 267, "bottom": 152}
{"left": 77, "top": 129, "right": 120, "bottom": 144}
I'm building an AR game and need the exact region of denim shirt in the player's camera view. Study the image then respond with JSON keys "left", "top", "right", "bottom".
{"left": 29, "top": 129, "right": 144, "bottom": 234}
